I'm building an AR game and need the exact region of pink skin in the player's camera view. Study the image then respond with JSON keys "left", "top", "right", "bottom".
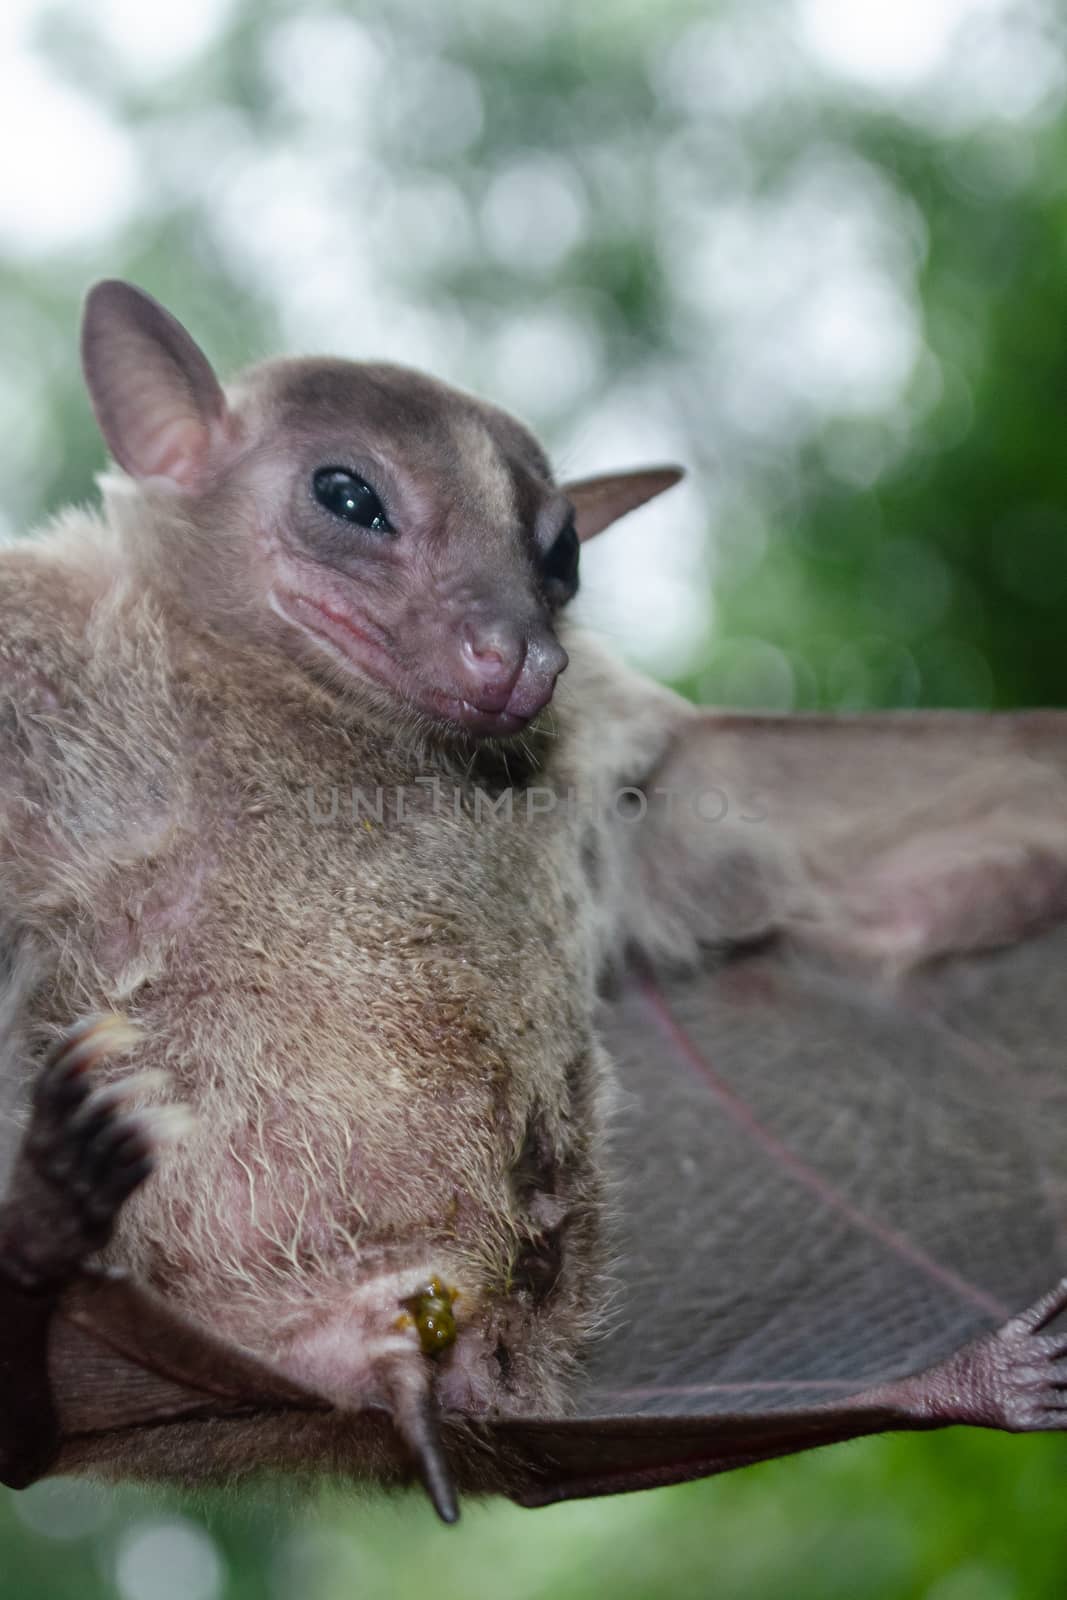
{"left": 265, "top": 540, "right": 569, "bottom": 740}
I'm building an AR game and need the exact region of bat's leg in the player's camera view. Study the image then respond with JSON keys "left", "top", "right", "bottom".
{"left": 0, "top": 1015, "right": 157, "bottom": 1488}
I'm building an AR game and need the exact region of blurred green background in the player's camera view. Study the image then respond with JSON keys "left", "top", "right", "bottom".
{"left": 4, "top": 0, "right": 1067, "bottom": 1593}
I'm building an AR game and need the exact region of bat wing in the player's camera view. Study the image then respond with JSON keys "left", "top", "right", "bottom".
{"left": 498, "top": 711, "right": 1067, "bottom": 1504}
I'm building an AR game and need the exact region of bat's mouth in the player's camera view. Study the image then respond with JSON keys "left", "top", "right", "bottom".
{"left": 270, "top": 587, "right": 550, "bottom": 739}
{"left": 417, "top": 687, "right": 535, "bottom": 739}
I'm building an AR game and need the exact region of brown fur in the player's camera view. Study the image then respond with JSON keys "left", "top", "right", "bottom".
{"left": 0, "top": 290, "right": 691, "bottom": 1482}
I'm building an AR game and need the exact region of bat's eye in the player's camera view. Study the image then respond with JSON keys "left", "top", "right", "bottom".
{"left": 541, "top": 519, "right": 579, "bottom": 596}
{"left": 313, "top": 468, "right": 393, "bottom": 533}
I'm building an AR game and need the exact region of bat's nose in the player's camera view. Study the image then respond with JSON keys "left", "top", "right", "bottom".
{"left": 453, "top": 621, "right": 567, "bottom": 733}
{"left": 506, "top": 632, "right": 568, "bottom": 719}
{"left": 526, "top": 632, "right": 569, "bottom": 683}
{"left": 459, "top": 622, "right": 527, "bottom": 711}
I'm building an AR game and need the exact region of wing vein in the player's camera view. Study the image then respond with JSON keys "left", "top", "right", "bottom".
{"left": 637, "top": 975, "right": 1008, "bottom": 1319}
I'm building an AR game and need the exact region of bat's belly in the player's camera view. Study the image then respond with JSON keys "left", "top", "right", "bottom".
{"left": 12, "top": 686, "right": 603, "bottom": 1420}
{"left": 59, "top": 809, "right": 594, "bottom": 1375}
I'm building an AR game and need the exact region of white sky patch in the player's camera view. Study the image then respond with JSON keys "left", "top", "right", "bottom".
{"left": 797, "top": 0, "right": 993, "bottom": 88}
{"left": 921, "top": 5, "right": 1067, "bottom": 128}
{"left": 383, "top": 177, "right": 476, "bottom": 274}
{"left": 98, "top": 0, "right": 235, "bottom": 79}
{"left": 214, "top": 147, "right": 381, "bottom": 346}
{"left": 671, "top": 147, "right": 925, "bottom": 439}
{"left": 212, "top": 138, "right": 475, "bottom": 374}
{"left": 263, "top": 14, "right": 384, "bottom": 131}
{"left": 797, "top": 0, "right": 1066, "bottom": 127}
{"left": 653, "top": 11, "right": 812, "bottom": 118}
{"left": 481, "top": 156, "right": 588, "bottom": 274}
{"left": 485, "top": 306, "right": 602, "bottom": 419}
{"left": 0, "top": 48, "right": 136, "bottom": 252}
{"left": 786, "top": 269, "right": 921, "bottom": 413}
{"left": 383, "top": 56, "right": 486, "bottom": 159}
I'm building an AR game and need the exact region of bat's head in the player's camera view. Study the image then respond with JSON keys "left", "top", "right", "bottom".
{"left": 81, "top": 280, "right": 682, "bottom": 740}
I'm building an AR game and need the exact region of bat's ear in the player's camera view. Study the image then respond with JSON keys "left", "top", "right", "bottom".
{"left": 561, "top": 465, "right": 684, "bottom": 542}
{"left": 81, "top": 280, "right": 234, "bottom": 492}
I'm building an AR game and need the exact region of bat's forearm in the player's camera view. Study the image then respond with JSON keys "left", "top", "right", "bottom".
{"left": 505, "top": 1399, "right": 907, "bottom": 1507}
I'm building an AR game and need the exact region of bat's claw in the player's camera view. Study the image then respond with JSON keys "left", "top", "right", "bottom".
{"left": 1, "top": 1014, "right": 188, "bottom": 1293}
{"left": 923, "top": 1277, "right": 1067, "bottom": 1432}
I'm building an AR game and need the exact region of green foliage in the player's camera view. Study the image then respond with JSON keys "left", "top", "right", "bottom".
{"left": 6, "top": 1432, "right": 1067, "bottom": 1599}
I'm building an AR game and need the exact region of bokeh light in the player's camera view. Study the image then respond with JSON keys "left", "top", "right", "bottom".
{"left": 113, "top": 1518, "right": 224, "bottom": 1600}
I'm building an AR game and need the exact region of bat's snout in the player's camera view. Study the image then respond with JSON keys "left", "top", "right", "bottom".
{"left": 452, "top": 622, "right": 567, "bottom": 736}
{"left": 459, "top": 620, "right": 528, "bottom": 710}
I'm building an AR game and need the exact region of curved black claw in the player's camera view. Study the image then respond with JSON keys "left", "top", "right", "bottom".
{"left": 383, "top": 1363, "right": 460, "bottom": 1525}
{"left": 404, "top": 1395, "right": 460, "bottom": 1525}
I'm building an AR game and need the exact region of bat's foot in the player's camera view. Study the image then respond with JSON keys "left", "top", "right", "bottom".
{"left": 915, "top": 1278, "right": 1067, "bottom": 1431}
{"left": 0, "top": 1014, "right": 181, "bottom": 1294}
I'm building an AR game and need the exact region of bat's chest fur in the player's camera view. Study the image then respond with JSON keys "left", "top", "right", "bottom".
{"left": 2, "top": 599, "right": 609, "bottom": 1412}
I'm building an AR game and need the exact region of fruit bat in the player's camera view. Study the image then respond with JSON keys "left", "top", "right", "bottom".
{"left": 2, "top": 283, "right": 1067, "bottom": 1524}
